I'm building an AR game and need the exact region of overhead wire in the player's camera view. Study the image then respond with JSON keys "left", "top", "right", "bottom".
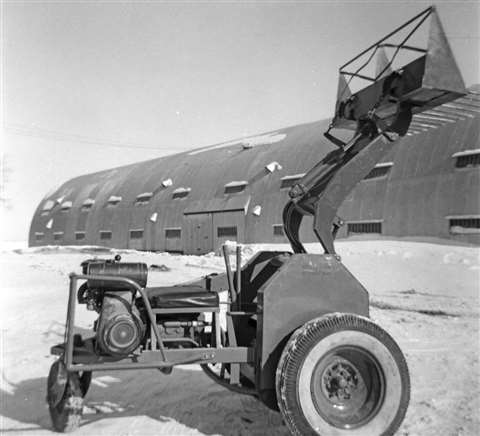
{"left": 4, "top": 123, "right": 190, "bottom": 152}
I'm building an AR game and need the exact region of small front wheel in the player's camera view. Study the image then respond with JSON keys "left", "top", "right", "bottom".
{"left": 47, "top": 359, "right": 84, "bottom": 432}
{"left": 276, "top": 313, "right": 410, "bottom": 436}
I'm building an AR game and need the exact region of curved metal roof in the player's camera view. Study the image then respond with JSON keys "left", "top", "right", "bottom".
{"left": 29, "top": 87, "right": 480, "bottom": 250}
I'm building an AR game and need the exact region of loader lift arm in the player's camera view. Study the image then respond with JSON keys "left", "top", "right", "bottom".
{"left": 283, "top": 110, "right": 405, "bottom": 255}
{"left": 283, "top": 5, "right": 466, "bottom": 255}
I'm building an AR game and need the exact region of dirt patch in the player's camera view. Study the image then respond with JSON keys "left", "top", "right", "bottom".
{"left": 370, "top": 300, "right": 460, "bottom": 318}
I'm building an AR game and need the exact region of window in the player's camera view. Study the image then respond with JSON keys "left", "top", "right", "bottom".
{"left": 363, "top": 163, "right": 393, "bottom": 180}
{"left": 135, "top": 192, "right": 153, "bottom": 205}
{"left": 448, "top": 216, "right": 480, "bottom": 234}
{"left": 81, "top": 199, "right": 95, "bottom": 212}
{"left": 106, "top": 195, "right": 122, "bottom": 206}
{"left": 273, "top": 224, "right": 285, "bottom": 236}
{"left": 75, "top": 232, "right": 86, "bottom": 241}
{"left": 100, "top": 230, "right": 112, "bottom": 240}
{"left": 217, "top": 226, "right": 237, "bottom": 238}
{"left": 35, "top": 232, "right": 44, "bottom": 241}
{"left": 453, "top": 149, "right": 480, "bottom": 169}
{"left": 53, "top": 232, "right": 64, "bottom": 241}
{"left": 165, "top": 228, "right": 181, "bottom": 239}
{"left": 224, "top": 181, "right": 247, "bottom": 194}
{"left": 130, "top": 229, "right": 144, "bottom": 239}
{"left": 280, "top": 174, "right": 305, "bottom": 189}
{"left": 172, "top": 188, "right": 191, "bottom": 199}
{"left": 347, "top": 221, "right": 382, "bottom": 235}
{"left": 60, "top": 201, "right": 72, "bottom": 212}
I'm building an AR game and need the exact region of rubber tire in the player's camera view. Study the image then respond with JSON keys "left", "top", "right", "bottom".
{"left": 47, "top": 361, "right": 84, "bottom": 433}
{"left": 276, "top": 313, "right": 410, "bottom": 436}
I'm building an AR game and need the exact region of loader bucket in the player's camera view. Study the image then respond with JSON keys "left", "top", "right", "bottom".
{"left": 332, "top": 6, "right": 467, "bottom": 132}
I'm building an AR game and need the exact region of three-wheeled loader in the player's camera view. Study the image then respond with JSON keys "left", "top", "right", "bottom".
{"left": 47, "top": 6, "right": 466, "bottom": 435}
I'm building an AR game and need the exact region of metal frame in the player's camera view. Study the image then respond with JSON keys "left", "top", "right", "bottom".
{"left": 60, "top": 273, "right": 253, "bottom": 373}
{"left": 339, "top": 6, "right": 432, "bottom": 93}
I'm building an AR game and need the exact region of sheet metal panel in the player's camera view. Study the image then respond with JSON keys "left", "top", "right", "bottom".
{"left": 71, "top": 184, "right": 100, "bottom": 240}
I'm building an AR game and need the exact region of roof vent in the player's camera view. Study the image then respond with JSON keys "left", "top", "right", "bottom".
{"left": 107, "top": 195, "right": 122, "bottom": 205}
{"left": 150, "top": 212, "right": 158, "bottom": 222}
{"left": 252, "top": 205, "right": 262, "bottom": 216}
{"left": 172, "top": 187, "right": 191, "bottom": 199}
{"left": 452, "top": 149, "right": 480, "bottom": 169}
{"left": 364, "top": 162, "right": 393, "bottom": 180}
{"left": 81, "top": 198, "right": 95, "bottom": 211}
{"left": 162, "top": 178, "right": 173, "bottom": 187}
{"left": 60, "top": 201, "right": 72, "bottom": 211}
{"left": 135, "top": 192, "right": 153, "bottom": 205}
{"left": 280, "top": 173, "right": 305, "bottom": 189}
{"left": 265, "top": 161, "right": 283, "bottom": 173}
{"left": 46, "top": 219, "right": 53, "bottom": 229}
{"left": 224, "top": 181, "right": 248, "bottom": 194}
{"left": 82, "top": 198, "right": 95, "bottom": 206}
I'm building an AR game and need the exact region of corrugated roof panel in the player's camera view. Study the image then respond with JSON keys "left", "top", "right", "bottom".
{"left": 442, "top": 103, "right": 479, "bottom": 114}
{"left": 410, "top": 121, "right": 439, "bottom": 129}
{"left": 414, "top": 113, "right": 456, "bottom": 123}
{"left": 424, "top": 109, "right": 466, "bottom": 120}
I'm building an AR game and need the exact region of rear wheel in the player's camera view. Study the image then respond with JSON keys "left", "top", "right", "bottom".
{"left": 47, "top": 359, "right": 84, "bottom": 433}
{"left": 276, "top": 313, "right": 410, "bottom": 436}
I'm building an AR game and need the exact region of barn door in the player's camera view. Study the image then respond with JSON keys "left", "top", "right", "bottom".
{"left": 184, "top": 213, "right": 213, "bottom": 254}
{"left": 212, "top": 211, "right": 245, "bottom": 250}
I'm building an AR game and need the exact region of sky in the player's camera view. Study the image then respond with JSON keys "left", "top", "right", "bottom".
{"left": 1, "top": 0, "right": 479, "bottom": 242}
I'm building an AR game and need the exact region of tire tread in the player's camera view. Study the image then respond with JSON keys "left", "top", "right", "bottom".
{"left": 276, "top": 313, "right": 410, "bottom": 436}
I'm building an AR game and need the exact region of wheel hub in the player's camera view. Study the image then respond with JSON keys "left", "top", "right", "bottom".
{"left": 322, "top": 361, "right": 359, "bottom": 402}
{"left": 310, "top": 347, "right": 385, "bottom": 429}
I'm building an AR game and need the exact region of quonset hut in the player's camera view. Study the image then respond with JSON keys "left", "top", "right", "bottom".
{"left": 29, "top": 87, "right": 480, "bottom": 253}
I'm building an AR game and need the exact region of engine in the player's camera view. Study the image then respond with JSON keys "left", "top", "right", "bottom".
{"left": 78, "top": 256, "right": 147, "bottom": 357}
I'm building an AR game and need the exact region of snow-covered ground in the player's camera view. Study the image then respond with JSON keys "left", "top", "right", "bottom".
{"left": 0, "top": 240, "right": 479, "bottom": 435}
